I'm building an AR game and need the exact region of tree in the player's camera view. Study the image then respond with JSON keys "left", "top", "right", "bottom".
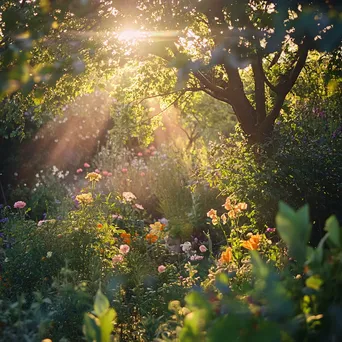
{"left": 110, "top": 0, "right": 342, "bottom": 142}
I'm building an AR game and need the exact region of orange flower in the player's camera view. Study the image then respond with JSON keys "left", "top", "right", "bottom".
{"left": 241, "top": 234, "right": 261, "bottom": 250}
{"left": 221, "top": 214, "right": 227, "bottom": 225}
{"left": 222, "top": 198, "right": 232, "bottom": 211}
{"left": 120, "top": 232, "right": 131, "bottom": 245}
{"left": 207, "top": 209, "right": 217, "bottom": 219}
{"left": 219, "top": 247, "right": 232, "bottom": 264}
{"left": 228, "top": 210, "right": 236, "bottom": 219}
{"left": 237, "top": 202, "right": 248, "bottom": 210}
{"left": 97, "top": 223, "right": 103, "bottom": 229}
{"left": 146, "top": 233, "right": 158, "bottom": 243}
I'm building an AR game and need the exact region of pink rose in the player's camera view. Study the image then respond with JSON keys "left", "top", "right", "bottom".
{"left": 112, "top": 255, "right": 124, "bottom": 264}
{"left": 119, "top": 244, "right": 130, "bottom": 254}
{"left": 102, "top": 171, "right": 109, "bottom": 176}
{"left": 76, "top": 168, "right": 83, "bottom": 174}
{"left": 14, "top": 201, "right": 26, "bottom": 209}
{"left": 199, "top": 245, "right": 207, "bottom": 253}
{"left": 158, "top": 265, "right": 166, "bottom": 273}
{"left": 84, "top": 163, "right": 90, "bottom": 168}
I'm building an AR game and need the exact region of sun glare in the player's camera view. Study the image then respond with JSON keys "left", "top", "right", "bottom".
{"left": 117, "top": 30, "right": 150, "bottom": 42}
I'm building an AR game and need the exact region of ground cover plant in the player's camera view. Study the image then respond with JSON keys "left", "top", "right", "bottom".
{"left": 0, "top": 1, "right": 341, "bottom": 341}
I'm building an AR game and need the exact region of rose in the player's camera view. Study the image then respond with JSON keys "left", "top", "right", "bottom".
{"left": 13, "top": 201, "right": 26, "bottom": 209}
{"left": 119, "top": 244, "right": 130, "bottom": 254}
{"left": 199, "top": 245, "right": 207, "bottom": 253}
{"left": 158, "top": 265, "right": 166, "bottom": 273}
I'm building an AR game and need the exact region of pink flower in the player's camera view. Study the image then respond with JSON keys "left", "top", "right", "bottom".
{"left": 84, "top": 163, "right": 90, "bottom": 168}
{"left": 14, "top": 201, "right": 26, "bottom": 209}
{"left": 122, "top": 168, "right": 128, "bottom": 173}
{"left": 135, "top": 204, "right": 144, "bottom": 210}
{"left": 119, "top": 244, "right": 130, "bottom": 254}
{"left": 112, "top": 214, "right": 123, "bottom": 220}
{"left": 112, "top": 255, "right": 124, "bottom": 264}
{"left": 151, "top": 151, "right": 156, "bottom": 156}
{"left": 140, "top": 172, "right": 146, "bottom": 177}
{"left": 95, "top": 169, "right": 100, "bottom": 173}
{"left": 149, "top": 145, "right": 156, "bottom": 151}
{"left": 102, "top": 171, "right": 109, "bottom": 176}
{"left": 199, "top": 245, "right": 207, "bottom": 253}
{"left": 137, "top": 152, "right": 143, "bottom": 157}
{"left": 107, "top": 172, "right": 113, "bottom": 177}
{"left": 76, "top": 168, "right": 83, "bottom": 174}
{"left": 158, "top": 265, "right": 166, "bottom": 273}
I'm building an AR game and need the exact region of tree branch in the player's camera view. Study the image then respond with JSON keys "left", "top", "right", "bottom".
{"left": 252, "top": 54, "right": 266, "bottom": 123}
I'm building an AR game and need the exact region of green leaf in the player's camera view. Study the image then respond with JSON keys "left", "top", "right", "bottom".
{"left": 99, "top": 308, "right": 116, "bottom": 342}
{"left": 94, "top": 288, "right": 110, "bottom": 317}
{"left": 306, "top": 275, "right": 323, "bottom": 291}
{"left": 276, "top": 202, "right": 311, "bottom": 266}
{"left": 83, "top": 314, "right": 100, "bottom": 342}
{"left": 324, "top": 216, "right": 341, "bottom": 247}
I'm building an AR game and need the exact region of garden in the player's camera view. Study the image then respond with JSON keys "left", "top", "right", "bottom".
{"left": 0, "top": 1, "right": 342, "bottom": 341}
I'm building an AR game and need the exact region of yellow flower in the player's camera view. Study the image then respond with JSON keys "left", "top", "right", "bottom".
{"left": 150, "top": 222, "right": 165, "bottom": 235}
{"left": 222, "top": 198, "right": 232, "bottom": 211}
{"left": 76, "top": 193, "right": 93, "bottom": 205}
{"left": 219, "top": 247, "right": 232, "bottom": 264}
{"left": 228, "top": 210, "right": 236, "bottom": 219}
{"left": 237, "top": 202, "right": 248, "bottom": 210}
{"left": 85, "top": 172, "right": 102, "bottom": 182}
{"left": 241, "top": 234, "right": 261, "bottom": 250}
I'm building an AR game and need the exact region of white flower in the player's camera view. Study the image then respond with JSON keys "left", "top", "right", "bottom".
{"left": 4, "top": 257, "right": 8, "bottom": 263}
{"left": 46, "top": 251, "right": 53, "bottom": 258}
{"left": 122, "top": 192, "right": 137, "bottom": 202}
{"left": 180, "top": 241, "right": 192, "bottom": 253}
{"left": 190, "top": 254, "right": 204, "bottom": 261}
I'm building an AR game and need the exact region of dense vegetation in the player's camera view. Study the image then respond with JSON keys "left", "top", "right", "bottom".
{"left": 0, "top": 1, "right": 341, "bottom": 341}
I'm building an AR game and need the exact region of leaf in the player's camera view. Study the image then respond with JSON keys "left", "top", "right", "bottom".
{"left": 94, "top": 288, "right": 110, "bottom": 317}
{"left": 276, "top": 202, "right": 311, "bottom": 266}
{"left": 83, "top": 314, "right": 100, "bottom": 342}
{"left": 306, "top": 275, "right": 323, "bottom": 291}
{"left": 99, "top": 308, "right": 116, "bottom": 342}
{"left": 324, "top": 216, "right": 341, "bottom": 247}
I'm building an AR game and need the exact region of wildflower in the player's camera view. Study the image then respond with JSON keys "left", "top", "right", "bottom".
{"left": 119, "top": 244, "right": 130, "bottom": 254}
{"left": 97, "top": 223, "right": 103, "bottom": 229}
{"left": 159, "top": 218, "right": 168, "bottom": 226}
{"left": 150, "top": 221, "right": 165, "bottom": 235}
{"left": 135, "top": 203, "right": 144, "bottom": 210}
{"left": 228, "top": 210, "right": 236, "bottom": 219}
{"left": 76, "top": 168, "right": 83, "bottom": 173}
{"left": 102, "top": 170, "right": 109, "bottom": 176}
{"left": 95, "top": 169, "right": 100, "bottom": 173}
{"left": 158, "top": 265, "right": 166, "bottom": 273}
{"left": 75, "top": 193, "right": 93, "bottom": 205}
{"left": 107, "top": 172, "right": 113, "bottom": 177}
{"left": 140, "top": 172, "right": 146, "bottom": 177}
{"left": 221, "top": 213, "right": 227, "bottom": 225}
{"left": 137, "top": 152, "right": 143, "bottom": 157}
{"left": 207, "top": 209, "right": 217, "bottom": 219}
{"left": 120, "top": 232, "right": 131, "bottom": 244}
{"left": 84, "top": 162, "right": 90, "bottom": 168}
{"left": 237, "top": 202, "right": 248, "bottom": 210}
{"left": 180, "top": 241, "right": 192, "bottom": 253}
{"left": 122, "top": 168, "right": 128, "bottom": 173}
{"left": 146, "top": 233, "right": 158, "bottom": 243}
{"left": 266, "top": 227, "right": 276, "bottom": 233}
{"left": 13, "top": 201, "right": 26, "bottom": 209}
{"left": 112, "top": 214, "right": 123, "bottom": 220}
{"left": 85, "top": 172, "right": 102, "bottom": 182}
{"left": 46, "top": 251, "right": 53, "bottom": 258}
{"left": 190, "top": 254, "right": 204, "bottom": 261}
{"left": 241, "top": 234, "right": 261, "bottom": 251}
{"left": 0, "top": 218, "right": 9, "bottom": 223}
{"left": 122, "top": 191, "right": 136, "bottom": 202}
{"left": 199, "top": 245, "right": 207, "bottom": 253}
{"left": 112, "top": 255, "right": 124, "bottom": 264}
{"left": 219, "top": 247, "right": 232, "bottom": 264}
{"left": 223, "top": 198, "right": 232, "bottom": 211}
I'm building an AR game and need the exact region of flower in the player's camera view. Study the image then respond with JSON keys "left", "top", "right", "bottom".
{"left": 95, "top": 169, "right": 100, "bottom": 173}
{"left": 266, "top": 227, "right": 276, "bottom": 233}
{"left": 46, "top": 251, "right": 53, "bottom": 258}
{"left": 120, "top": 232, "right": 131, "bottom": 244}
{"left": 122, "top": 168, "right": 128, "bottom": 173}
{"left": 107, "top": 172, "right": 113, "bottom": 177}
{"left": 122, "top": 192, "right": 136, "bottom": 202}
{"left": 207, "top": 209, "right": 217, "bottom": 219}
{"left": 76, "top": 193, "right": 93, "bottom": 205}
{"left": 219, "top": 247, "right": 232, "bottom": 264}
{"left": 237, "top": 202, "right": 248, "bottom": 210}
{"left": 199, "top": 245, "right": 207, "bottom": 253}
{"left": 76, "top": 168, "right": 83, "bottom": 173}
{"left": 146, "top": 233, "right": 158, "bottom": 243}
{"left": 223, "top": 198, "right": 232, "bottom": 211}
{"left": 112, "top": 255, "right": 124, "bottom": 264}
{"left": 159, "top": 218, "right": 168, "bottom": 226}
{"left": 221, "top": 213, "right": 227, "bottom": 225}
{"left": 113, "top": 214, "right": 123, "bottom": 220}
{"left": 140, "top": 172, "right": 146, "bottom": 177}
{"left": 85, "top": 172, "right": 102, "bottom": 182}
{"left": 97, "top": 223, "right": 103, "bottom": 229}
{"left": 13, "top": 201, "right": 26, "bottom": 209}
{"left": 135, "top": 203, "right": 144, "bottom": 210}
{"left": 241, "top": 234, "right": 261, "bottom": 250}
{"left": 180, "top": 241, "right": 192, "bottom": 253}
{"left": 228, "top": 210, "right": 236, "bottom": 219}
{"left": 84, "top": 162, "right": 90, "bottom": 168}
{"left": 119, "top": 244, "right": 130, "bottom": 254}
{"left": 158, "top": 265, "right": 166, "bottom": 273}
{"left": 150, "top": 222, "right": 165, "bottom": 235}
{"left": 102, "top": 170, "right": 109, "bottom": 176}
{"left": 137, "top": 152, "right": 143, "bottom": 157}
{"left": 190, "top": 254, "right": 204, "bottom": 261}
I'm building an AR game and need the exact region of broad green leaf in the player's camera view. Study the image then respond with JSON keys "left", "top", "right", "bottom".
{"left": 94, "top": 289, "right": 110, "bottom": 317}
{"left": 83, "top": 314, "right": 100, "bottom": 342}
{"left": 99, "top": 308, "right": 116, "bottom": 342}
{"left": 306, "top": 275, "right": 323, "bottom": 291}
{"left": 324, "top": 216, "right": 341, "bottom": 247}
